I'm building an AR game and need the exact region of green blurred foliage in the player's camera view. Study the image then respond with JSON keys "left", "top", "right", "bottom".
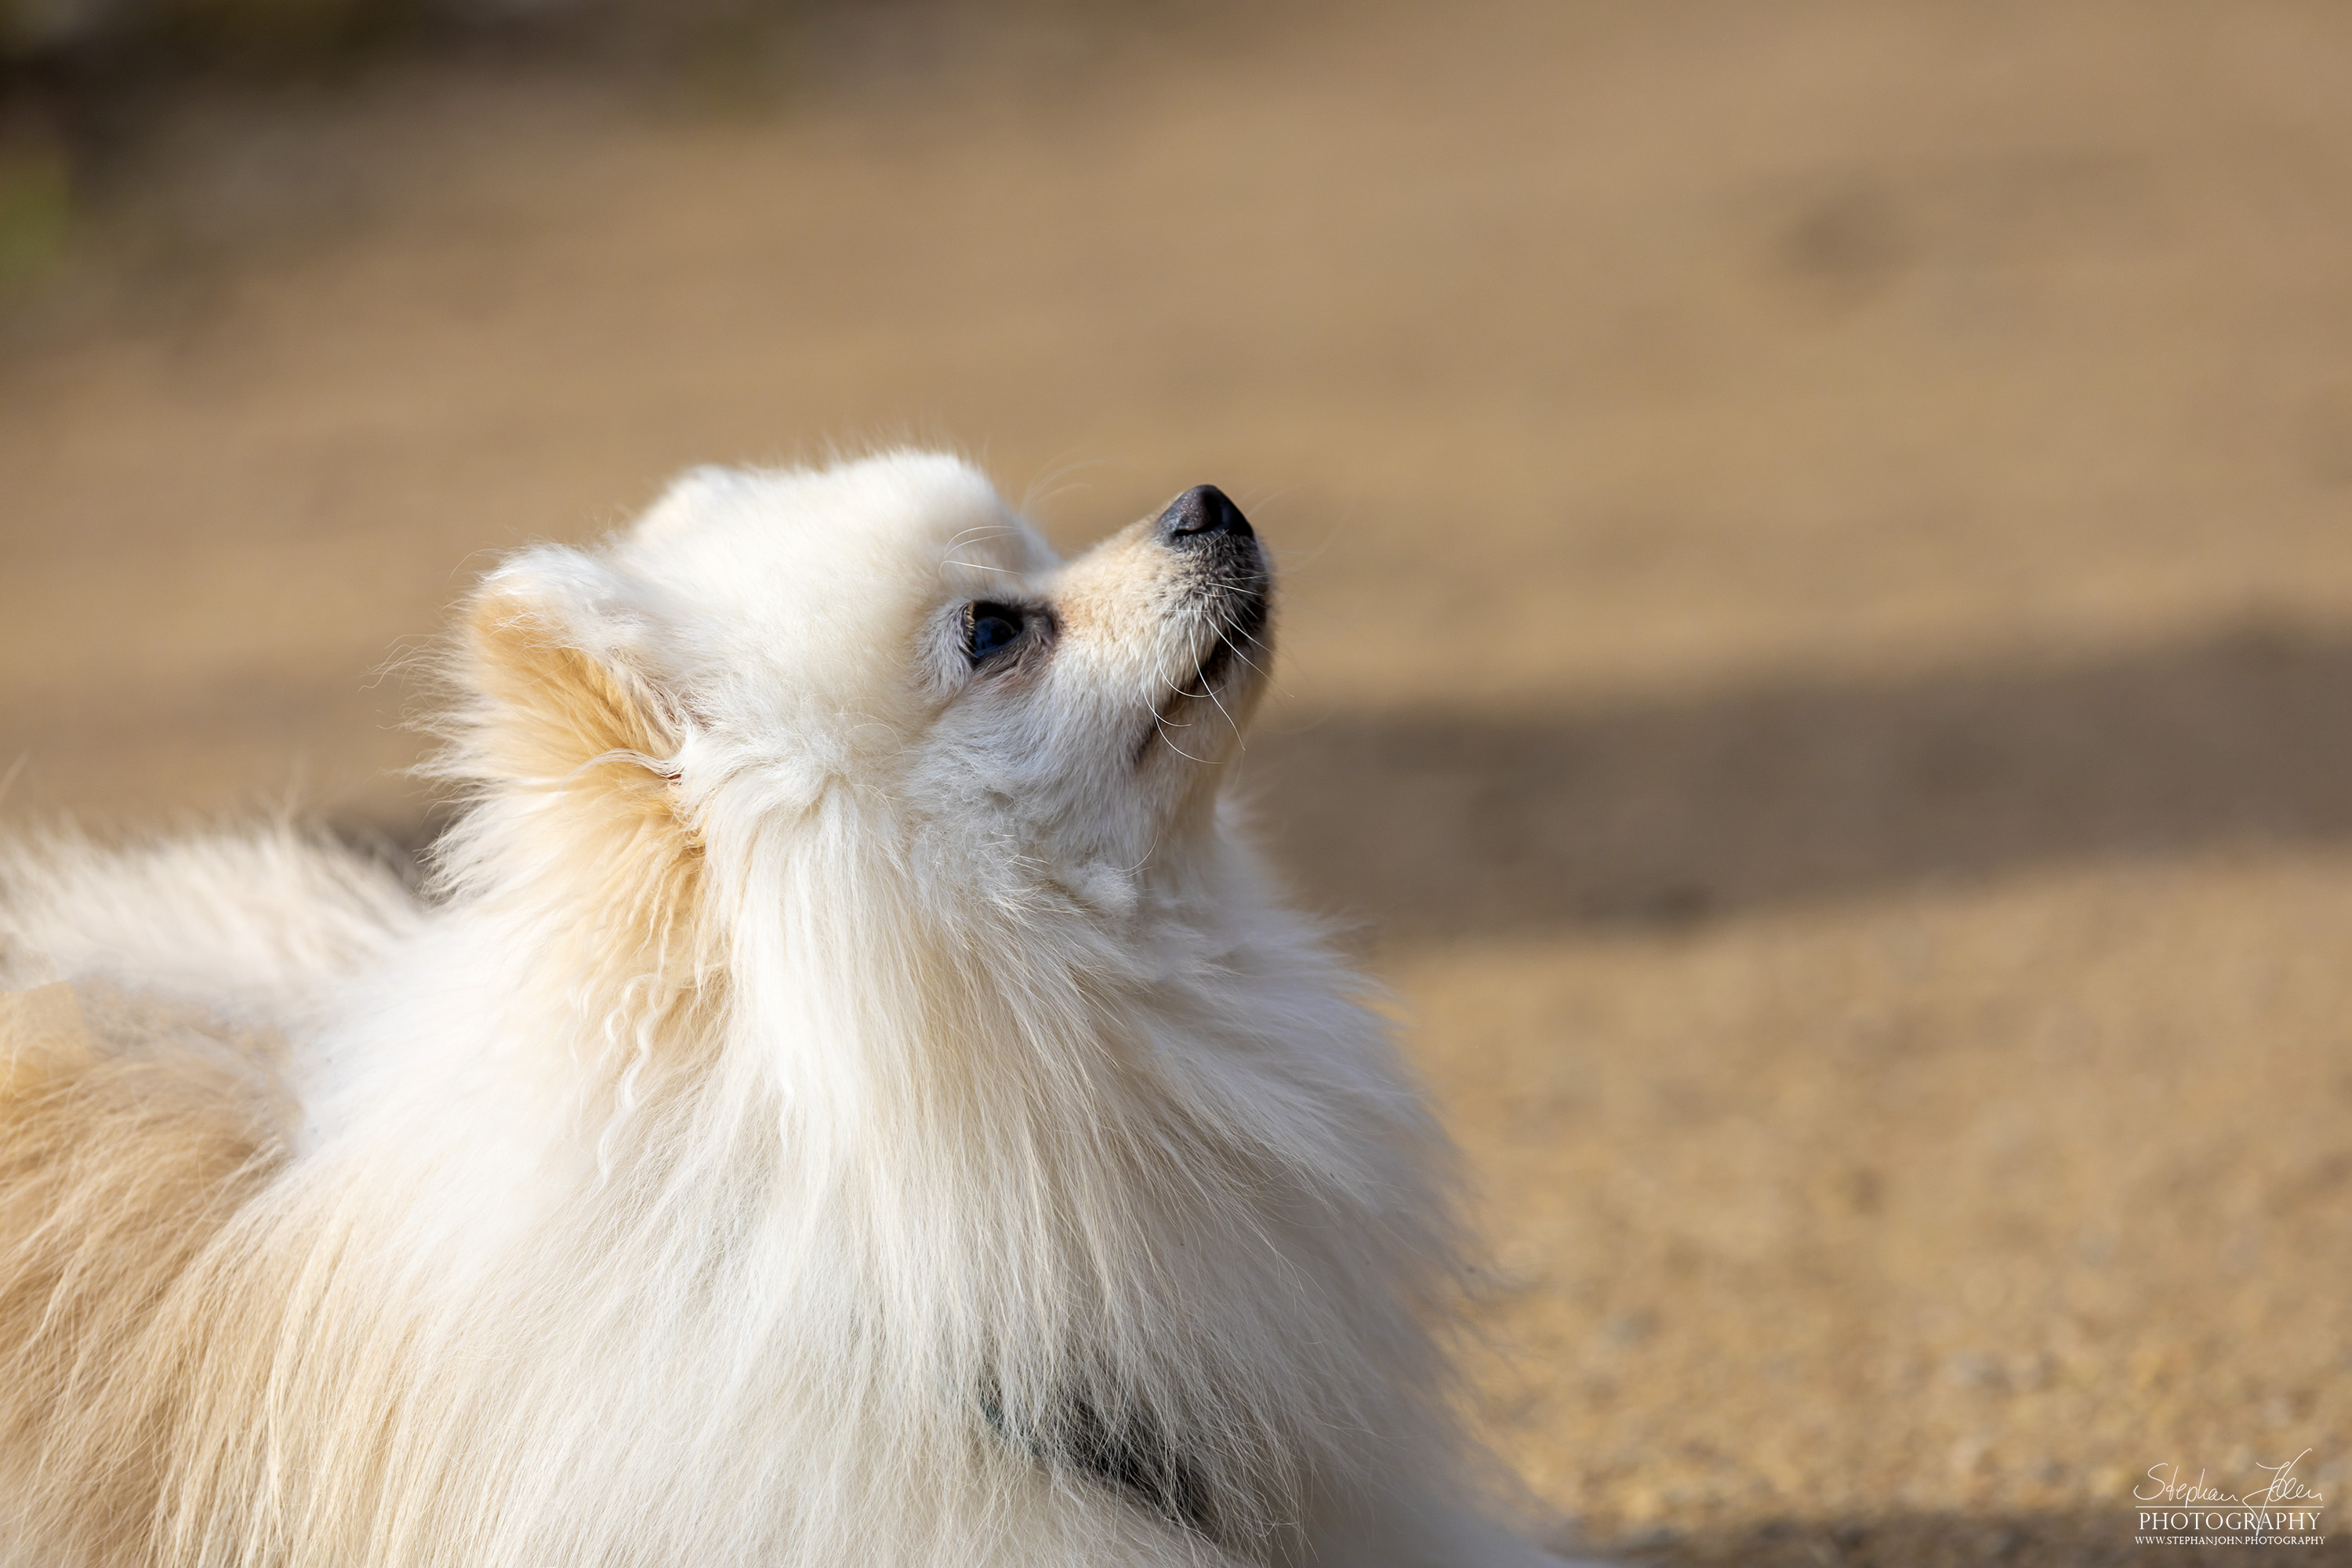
{"left": 0, "top": 123, "right": 68, "bottom": 286}
{"left": 1, "top": 0, "right": 431, "bottom": 62}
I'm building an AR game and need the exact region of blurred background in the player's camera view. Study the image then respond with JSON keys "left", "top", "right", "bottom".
{"left": 4, "top": 2, "right": 2350, "bottom": 1563}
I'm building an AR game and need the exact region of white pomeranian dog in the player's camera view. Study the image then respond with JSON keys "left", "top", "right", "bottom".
{"left": 0, "top": 453, "right": 1577, "bottom": 1567}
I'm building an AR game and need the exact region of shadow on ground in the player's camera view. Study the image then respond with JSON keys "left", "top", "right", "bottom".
{"left": 1594, "top": 1507, "right": 2338, "bottom": 1567}
{"left": 1247, "top": 620, "right": 2352, "bottom": 942}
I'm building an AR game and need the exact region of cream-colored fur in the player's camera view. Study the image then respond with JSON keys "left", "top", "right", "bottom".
{"left": 0, "top": 452, "right": 1574, "bottom": 1567}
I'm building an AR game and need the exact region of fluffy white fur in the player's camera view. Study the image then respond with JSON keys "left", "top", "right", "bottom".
{"left": 0, "top": 452, "right": 1575, "bottom": 1567}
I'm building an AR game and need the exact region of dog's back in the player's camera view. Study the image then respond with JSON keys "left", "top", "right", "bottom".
{"left": 0, "top": 829, "right": 414, "bottom": 1566}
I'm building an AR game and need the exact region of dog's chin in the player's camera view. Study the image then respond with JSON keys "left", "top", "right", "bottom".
{"left": 1134, "top": 607, "right": 1272, "bottom": 769}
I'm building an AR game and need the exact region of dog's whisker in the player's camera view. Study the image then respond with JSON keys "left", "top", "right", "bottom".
{"left": 1152, "top": 709, "right": 1210, "bottom": 763}
{"left": 0, "top": 753, "right": 29, "bottom": 812}
{"left": 1191, "top": 656, "right": 1245, "bottom": 751}
{"left": 1217, "top": 633, "right": 1270, "bottom": 682}
{"left": 1015, "top": 451, "right": 1107, "bottom": 519}
{"left": 1230, "top": 623, "right": 1280, "bottom": 662}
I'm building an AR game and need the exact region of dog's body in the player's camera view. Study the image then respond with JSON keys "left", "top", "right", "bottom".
{"left": 0, "top": 455, "right": 1569, "bottom": 1567}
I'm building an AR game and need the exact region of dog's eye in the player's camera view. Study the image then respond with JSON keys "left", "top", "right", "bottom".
{"left": 964, "top": 602, "right": 1025, "bottom": 661}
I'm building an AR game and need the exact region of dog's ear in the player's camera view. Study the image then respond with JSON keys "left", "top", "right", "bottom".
{"left": 454, "top": 548, "right": 684, "bottom": 807}
{"left": 445, "top": 550, "right": 711, "bottom": 1054}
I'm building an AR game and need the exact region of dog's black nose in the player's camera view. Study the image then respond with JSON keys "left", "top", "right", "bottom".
{"left": 1157, "top": 485, "right": 1253, "bottom": 544}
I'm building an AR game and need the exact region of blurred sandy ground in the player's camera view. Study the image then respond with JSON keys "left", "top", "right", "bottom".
{"left": 5, "top": 2, "right": 2352, "bottom": 1562}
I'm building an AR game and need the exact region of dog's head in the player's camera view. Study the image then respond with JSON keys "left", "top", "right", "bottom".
{"left": 448, "top": 452, "right": 1273, "bottom": 927}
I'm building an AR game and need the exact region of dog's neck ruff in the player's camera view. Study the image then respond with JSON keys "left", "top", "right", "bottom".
{"left": 278, "top": 780, "right": 1459, "bottom": 1563}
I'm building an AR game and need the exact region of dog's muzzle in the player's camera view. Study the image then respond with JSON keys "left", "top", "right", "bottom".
{"left": 1155, "top": 484, "right": 1269, "bottom": 650}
